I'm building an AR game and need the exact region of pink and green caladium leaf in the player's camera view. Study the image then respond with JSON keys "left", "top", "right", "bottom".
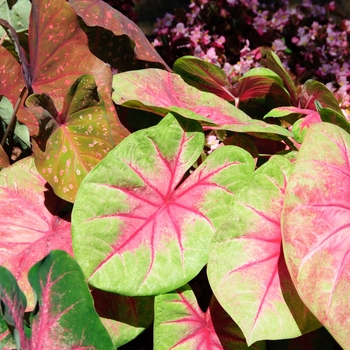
{"left": 154, "top": 284, "right": 266, "bottom": 350}
{"left": 112, "top": 69, "right": 292, "bottom": 138}
{"left": 0, "top": 157, "right": 72, "bottom": 310}
{"left": 207, "top": 153, "right": 321, "bottom": 346}
{"left": 173, "top": 56, "right": 235, "bottom": 101}
{"left": 234, "top": 68, "right": 291, "bottom": 105}
{"left": 29, "top": 74, "right": 115, "bottom": 203}
{"left": 72, "top": 113, "right": 255, "bottom": 296}
{"left": 299, "top": 80, "right": 343, "bottom": 114}
{"left": 69, "top": 0, "right": 170, "bottom": 71}
{"left": 27, "top": 250, "right": 114, "bottom": 349}
{"left": 282, "top": 122, "right": 350, "bottom": 349}
{"left": 92, "top": 289, "right": 154, "bottom": 347}
{"left": 29, "top": 0, "right": 129, "bottom": 144}
{"left": 266, "top": 50, "right": 298, "bottom": 106}
{"left": 0, "top": 266, "right": 29, "bottom": 350}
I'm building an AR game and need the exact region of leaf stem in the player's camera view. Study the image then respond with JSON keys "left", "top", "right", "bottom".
{"left": 1, "top": 86, "right": 27, "bottom": 148}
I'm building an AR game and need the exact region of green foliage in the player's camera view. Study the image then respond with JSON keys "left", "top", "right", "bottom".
{"left": 0, "top": 0, "right": 349, "bottom": 348}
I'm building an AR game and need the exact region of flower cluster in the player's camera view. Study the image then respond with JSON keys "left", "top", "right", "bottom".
{"left": 151, "top": 0, "right": 350, "bottom": 117}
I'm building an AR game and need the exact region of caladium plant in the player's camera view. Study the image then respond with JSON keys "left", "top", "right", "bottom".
{"left": 1, "top": 0, "right": 350, "bottom": 349}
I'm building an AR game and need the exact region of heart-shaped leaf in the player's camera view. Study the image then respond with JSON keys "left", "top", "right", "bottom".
{"left": 0, "top": 157, "right": 72, "bottom": 309}
{"left": 154, "top": 284, "right": 265, "bottom": 349}
{"left": 112, "top": 69, "right": 292, "bottom": 138}
{"left": 27, "top": 250, "right": 114, "bottom": 349}
{"left": 208, "top": 153, "right": 320, "bottom": 345}
{"left": 173, "top": 56, "right": 235, "bottom": 101}
{"left": 69, "top": 0, "right": 169, "bottom": 70}
{"left": 29, "top": 0, "right": 129, "bottom": 144}
{"left": 29, "top": 74, "right": 115, "bottom": 202}
{"left": 282, "top": 122, "right": 350, "bottom": 349}
{"left": 92, "top": 289, "right": 154, "bottom": 347}
{"left": 72, "top": 113, "right": 255, "bottom": 296}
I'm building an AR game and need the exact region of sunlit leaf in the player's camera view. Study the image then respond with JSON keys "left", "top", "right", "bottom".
{"left": 208, "top": 154, "right": 320, "bottom": 345}
{"left": 0, "top": 157, "right": 72, "bottom": 309}
{"left": 72, "top": 113, "right": 255, "bottom": 296}
{"left": 112, "top": 69, "right": 292, "bottom": 137}
{"left": 29, "top": 74, "right": 115, "bottom": 202}
{"left": 282, "top": 122, "right": 350, "bottom": 349}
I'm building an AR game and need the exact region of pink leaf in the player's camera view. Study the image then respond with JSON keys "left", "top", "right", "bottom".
{"left": 282, "top": 122, "right": 350, "bottom": 349}
{"left": 0, "top": 157, "right": 72, "bottom": 310}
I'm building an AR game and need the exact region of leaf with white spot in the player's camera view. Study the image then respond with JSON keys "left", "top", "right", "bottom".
{"left": 29, "top": 74, "right": 114, "bottom": 203}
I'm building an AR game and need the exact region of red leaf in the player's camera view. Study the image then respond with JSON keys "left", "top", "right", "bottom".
{"left": 69, "top": 0, "right": 170, "bottom": 70}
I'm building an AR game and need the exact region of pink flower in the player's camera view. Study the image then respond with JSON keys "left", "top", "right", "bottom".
{"left": 190, "top": 25, "right": 202, "bottom": 43}
{"left": 163, "top": 13, "right": 174, "bottom": 27}
{"left": 272, "top": 39, "right": 287, "bottom": 52}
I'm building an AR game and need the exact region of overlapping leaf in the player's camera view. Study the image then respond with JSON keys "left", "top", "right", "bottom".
{"left": 173, "top": 56, "right": 235, "bottom": 101}
{"left": 30, "top": 74, "right": 115, "bottom": 202}
{"left": 300, "top": 80, "right": 343, "bottom": 114}
{"left": 154, "top": 285, "right": 265, "bottom": 349}
{"left": 266, "top": 50, "right": 298, "bottom": 106}
{"left": 29, "top": 0, "right": 128, "bottom": 144}
{"left": 0, "top": 45, "right": 37, "bottom": 134}
{"left": 0, "top": 157, "right": 72, "bottom": 309}
{"left": 282, "top": 122, "right": 350, "bottom": 349}
{"left": 69, "top": 0, "right": 169, "bottom": 70}
{"left": 112, "top": 69, "right": 292, "bottom": 137}
{"left": 234, "top": 68, "right": 291, "bottom": 105}
{"left": 92, "top": 289, "right": 154, "bottom": 347}
{"left": 208, "top": 154, "right": 320, "bottom": 345}
{"left": 28, "top": 250, "right": 114, "bottom": 349}
{"left": 72, "top": 113, "right": 255, "bottom": 296}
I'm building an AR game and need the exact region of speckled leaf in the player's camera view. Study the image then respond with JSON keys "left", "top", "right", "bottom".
{"left": 112, "top": 69, "right": 292, "bottom": 138}
{"left": 300, "top": 80, "right": 343, "bottom": 114}
{"left": 69, "top": 0, "right": 169, "bottom": 70}
{"left": 282, "top": 122, "right": 350, "bottom": 349}
{"left": 154, "top": 285, "right": 266, "bottom": 350}
{"left": 208, "top": 154, "right": 320, "bottom": 346}
{"left": 0, "top": 45, "right": 37, "bottom": 134}
{"left": 72, "top": 113, "right": 255, "bottom": 296}
{"left": 30, "top": 74, "right": 114, "bottom": 202}
{"left": 173, "top": 56, "right": 235, "bottom": 101}
{"left": 0, "top": 157, "right": 72, "bottom": 310}
{"left": 28, "top": 250, "right": 114, "bottom": 349}
{"left": 92, "top": 289, "right": 154, "bottom": 347}
{"left": 29, "top": 0, "right": 129, "bottom": 144}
